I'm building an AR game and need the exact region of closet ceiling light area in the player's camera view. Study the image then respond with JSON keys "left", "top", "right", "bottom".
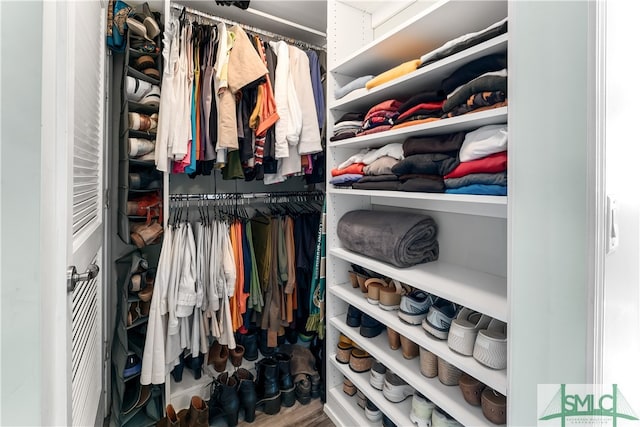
{"left": 167, "top": 0, "right": 327, "bottom": 47}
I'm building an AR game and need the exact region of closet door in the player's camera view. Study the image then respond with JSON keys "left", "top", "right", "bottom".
{"left": 41, "top": 1, "right": 107, "bottom": 425}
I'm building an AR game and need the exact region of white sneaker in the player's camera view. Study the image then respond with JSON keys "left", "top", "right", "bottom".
{"left": 422, "top": 299, "right": 459, "bottom": 340}
{"left": 410, "top": 392, "right": 435, "bottom": 427}
{"left": 370, "top": 360, "right": 386, "bottom": 390}
{"left": 126, "top": 76, "right": 152, "bottom": 102}
{"left": 447, "top": 308, "right": 492, "bottom": 356}
{"left": 431, "top": 408, "right": 462, "bottom": 427}
{"left": 382, "top": 371, "right": 414, "bottom": 403}
{"left": 128, "top": 138, "right": 155, "bottom": 157}
{"left": 365, "top": 399, "right": 382, "bottom": 422}
{"left": 398, "top": 290, "right": 438, "bottom": 325}
{"left": 139, "top": 85, "right": 161, "bottom": 108}
{"left": 473, "top": 318, "right": 507, "bottom": 369}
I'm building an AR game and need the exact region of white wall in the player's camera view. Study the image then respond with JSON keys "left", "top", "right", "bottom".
{"left": 0, "top": 1, "right": 43, "bottom": 425}
{"left": 603, "top": 0, "right": 640, "bottom": 408}
{"left": 509, "top": 1, "right": 592, "bottom": 424}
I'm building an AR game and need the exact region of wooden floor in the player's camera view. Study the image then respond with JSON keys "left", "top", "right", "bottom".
{"left": 238, "top": 398, "right": 335, "bottom": 427}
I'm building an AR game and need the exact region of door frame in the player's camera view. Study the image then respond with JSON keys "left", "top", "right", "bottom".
{"left": 40, "top": 1, "right": 109, "bottom": 425}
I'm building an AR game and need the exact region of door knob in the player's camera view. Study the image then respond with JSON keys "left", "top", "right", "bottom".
{"left": 67, "top": 264, "right": 100, "bottom": 293}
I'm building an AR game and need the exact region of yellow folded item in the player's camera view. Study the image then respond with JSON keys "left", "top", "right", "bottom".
{"left": 365, "top": 59, "right": 421, "bottom": 90}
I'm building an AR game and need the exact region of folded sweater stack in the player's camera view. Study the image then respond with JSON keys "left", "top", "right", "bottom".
{"left": 330, "top": 112, "right": 365, "bottom": 142}
{"left": 331, "top": 143, "right": 404, "bottom": 188}
{"left": 444, "top": 124, "right": 508, "bottom": 195}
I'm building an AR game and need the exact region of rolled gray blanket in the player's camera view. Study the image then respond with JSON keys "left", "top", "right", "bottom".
{"left": 337, "top": 210, "right": 439, "bottom": 268}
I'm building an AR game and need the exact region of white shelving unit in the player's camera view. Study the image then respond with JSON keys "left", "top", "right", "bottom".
{"left": 325, "top": 1, "right": 509, "bottom": 425}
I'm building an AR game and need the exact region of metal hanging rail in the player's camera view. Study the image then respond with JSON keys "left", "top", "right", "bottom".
{"left": 168, "top": 190, "right": 324, "bottom": 204}
{"left": 170, "top": 2, "right": 327, "bottom": 52}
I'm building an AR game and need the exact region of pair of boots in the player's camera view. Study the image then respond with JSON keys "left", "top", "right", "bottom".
{"left": 208, "top": 369, "right": 256, "bottom": 426}
{"left": 256, "top": 352, "right": 295, "bottom": 411}
{"left": 156, "top": 397, "right": 207, "bottom": 427}
{"left": 171, "top": 352, "right": 204, "bottom": 382}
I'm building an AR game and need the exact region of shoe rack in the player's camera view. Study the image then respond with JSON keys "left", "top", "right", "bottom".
{"left": 111, "top": 250, "right": 164, "bottom": 426}
{"left": 323, "top": 1, "right": 509, "bottom": 426}
{"left": 117, "top": 29, "right": 164, "bottom": 247}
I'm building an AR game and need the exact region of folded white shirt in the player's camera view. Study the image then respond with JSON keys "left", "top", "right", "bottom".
{"left": 361, "top": 143, "right": 404, "bottom": 165}
{"left": 459, "top": 124, "right": 508, "bottom": 162}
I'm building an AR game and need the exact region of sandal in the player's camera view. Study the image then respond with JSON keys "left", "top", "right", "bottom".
{"left": 126, "top": 192, "right": 162, "bottom": 222}
{"left": 130, "top": 220, "right": 163, "bottom": 248}
{"left": 378, "top": 280, "right": 410, "bottom": 311}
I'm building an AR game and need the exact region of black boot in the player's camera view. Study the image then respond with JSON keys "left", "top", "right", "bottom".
{"left": 233, "top": 368, "right": 257, "bottom": 423}
{"left": 274, "top": 352, "right": 295, "bottom": 407}
{"left": 209, "top": 372, "right": 240, "bottom": 427}
{"left": 258, "top": 329, "right": 275, "bottom": 357}
{"left": 254, "top": 357, "right": 281, "bottom": 415}
{"left": 184, "top": 352, "right": 204, "bottom": 380}
{"left": 171, "top": 353, "right": 184, "bottom": 382}
{"left": 238, "top": 327, "right": 259, "bottom": 361}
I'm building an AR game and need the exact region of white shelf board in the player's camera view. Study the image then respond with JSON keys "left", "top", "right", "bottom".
{"left": 330, "top": 247, "right": 508, "bottom": 322}
{"left": 330, "top": 34, "right": 508, "bottom": 112}
{"left": 168, "top": 369, "right": 213, "bottom": 403}
{"left": 328, "top": 107, "right": 508, "bottom": 150}
{"left": 327, "top": 188, "right": 507, "bottom": 219}
{"left": 331, "top": 0, "right": 507, "bottom": 76}
{"left": 325, "top": 387, "right": 376, "bottom": 427}
{"left": 330, "top": 285, "right": 507, "bottom": 395}
{"left": 329, "top": 355, "right": 413, "bottom": 427}
{"left": 330, "top": 317, "right": 491, "bottom": 427}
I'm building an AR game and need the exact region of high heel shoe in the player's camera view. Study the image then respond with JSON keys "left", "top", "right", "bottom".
{"left": 207, "top": 341, "right": 229, "bottom": 372}
{"left": 171, "top": 353, "right": 184, "bottom": 383}
{"left": 233, "top": 368, "right": 257, "bottom": 423}
{"left": 184, "top": 353, "right": 204, "bottom": 380}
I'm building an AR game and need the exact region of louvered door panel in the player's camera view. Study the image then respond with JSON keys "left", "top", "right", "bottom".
{"left": 70, "top": 0, "right": 106, "bottom": 426}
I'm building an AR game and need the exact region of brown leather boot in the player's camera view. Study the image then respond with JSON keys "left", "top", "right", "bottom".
{"left": 155, "top": 404, "right": 179, "bottom": 427}
{"left": 184, "top": 396, "right": 208, "bottom": 427}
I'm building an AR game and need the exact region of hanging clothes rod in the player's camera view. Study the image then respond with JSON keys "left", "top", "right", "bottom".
{"left": 169, "top": 190, "right": 324, "bottom": 203}
{"left": 170, "top": 2, "right": 327, "bottom": 52}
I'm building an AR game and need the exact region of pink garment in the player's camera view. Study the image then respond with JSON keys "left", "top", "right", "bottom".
{"left": 357, "top": 125, "right": 392, "bottom": 136}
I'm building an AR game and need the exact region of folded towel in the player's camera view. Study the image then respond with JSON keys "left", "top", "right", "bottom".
{"left": 445, "top": 183, "right": 507, "bottom": 196}
{"left": 335, "top": 75, "right": 374, "bottom": 99}
{"left": 403, "top": 132, "right": 465, "bottom": 156}
{"left": 338, "top": 210, "right": 439, "bottom": 268}
{"left": 444, "top": 151, "right": 507, "bottom": 179}
{"left": 392, "top": 152, "right": 459, "bottom": 176}
{"left": 366, "top": 59, "right": 421, "bottom": 90}
{"left": 459, "top": 124, "right": 508, "bottom": 162}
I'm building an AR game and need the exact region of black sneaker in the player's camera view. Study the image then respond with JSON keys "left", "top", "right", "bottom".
{"left": 123, "top": 353, "right": 142, "bottom": 378}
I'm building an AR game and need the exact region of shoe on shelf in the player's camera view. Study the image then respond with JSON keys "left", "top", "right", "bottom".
{"left": 370, "top": 359, "right": 386, "bottom": 390}
{"left": 347, "top": 269, "right": 359, "bottom": 288}
{"left": 356, "top": 390, "right": 366, "bottom": 409}
{"left": 129, "top": 272, "right": 145, "bottom": 292}
{"left": 447, "top": 307, "right": 492, "bottom": 356}
{"left": 130, "top": 2, "right": 161, "bottom": 40}
{"left": 134, "top": 54, "right": 155, "bottom": 71}
{"left": 207, "top": 340, "right": 229, "bottom": 372}
{"left": 481, "top": 388, "right": 507, "bottom": 425}
{"left": 129, "top": 112, "right": 158, "bottom": 132}
{"left": 398, "top": 290, "right": 438, "bottom": 325}
{"left": 157, "top": 404, "right": 179, "bottom": 427}
{"left": 349, "top": 347, "right": 373, "bottom": 373}
{"left": 123, "top": 353, "right": 142, "bottom": 378}
{"left": 419, "top": 346, "right": 438, "bottom": 378}
{"left": 126, "top": 192, "right": 162, "bottom": 221}
{"left": 127, "top": 301, "right": 141, "bottom": 326}
{"left": 346, "top": 304, "right": 362, "bottom": 327}
{"left": 365, "top": 398, "right": 382, "bottom": 423}
{"left": 364, "top": 277, "right": 388, "bottom": 305}
{"left": 335, "top": 333, "right": 353, "bottom": 364}
{"left": 422, "top": 299, "right": 460, "bottom": 340}
{"left": 360, "top": 312, "right": 385, "bottom": 338}
{"left": 432, "top": 408, "right": 463, "bottom": 427}
{"left": 410, "top": 391, "right": 435, "bottom": 427}
{"left": 130, "top": 221, "right": 163, "bottom": 248}
{"left": 473, "top": 318, "right": 507, "bottom": 370}
{"left": 437, "top": 357, "right": 463, "bottom": 386}
{"left": 209, "top": 373, "right": 240, "bottom": 427}
{"left": 400, "top": 334, "right": 419, "bottom": 359}
{"left": 230, "top": 345, "right": 245, "bottom": 368}
{"left": 387, "top": 327, "right": 401, "bottom": 350}
{"left": 232, "top": 368, "right": 257, "bottom": 423}
{"left": 458, "top": 373, "right": 485, "bottom": 406}
{"left": 342, "top": 377, "right": 356, "bottom": 396}
{"left": 139, "top": 85, "right": 160, "bottom": 108}
{"left": 125, "top": 76, "right": 152, "bottom": 102}
{"left": 379, "top": 280, "right": 410, "bottom": 311}
{"left": 382, "top": 370, "right": 414, "bottom": 403}
{"left": 142, "top": 67, "right": 160, "bottom": 80}
{"left": 129, "top": 170, "right": 162, "bottom": 190}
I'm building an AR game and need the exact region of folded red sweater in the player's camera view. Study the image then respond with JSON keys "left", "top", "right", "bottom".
{"left": 396, "top": 101, "right": 444, "bottom": 122}
{"left": 444, "top": 151, "right": 507, "bottom": 179}
{"left": 331, "top": 163, "right": 366, "bottom": 177}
